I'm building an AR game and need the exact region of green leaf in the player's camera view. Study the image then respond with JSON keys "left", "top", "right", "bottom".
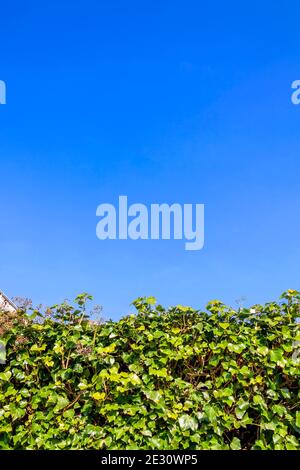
{"left": 0, "top": 371, "right": 12, "bottom": 381}
{"left": 219, "top": 323, "right": 230, "bottom": 330}
{"left": 176, "top": 305, "right": 192, "bottom": 312}
{"left": 280, "top": 388, "right": 291, "bottom": 399}
{"left": 270, "top": 349, "right": 283, "bottom": 362}
{"left": 1, "top": 292, "right": 299, "bottom": 450}
{"left": 272, "top": 405, "right": 286, "bottom": 417}
{"left": 178, "top": 414, "right": 198, "bottom": 431}
{"left": 230, "top": 437, "right": 241, "bottom": 450}
{"left": 30, "top": 344, "right": 47, "bottom": 352}
{"left": 146, "top": 296, "right": 157, "bottom": 305}
{"left": 63, "top": 409, "right": 75, "bottom": 419}
{"left": 235, "top": 400, "right": 249, "bottom": 419}
{"left": 54, "top": 396, "right": 69, "bottom": 411}
{"left": 145, "top": 390, "right": 163, "bottom": 404}
{"left": 204, "top": 405, "right": 217, "bottom": 423}
{"left": 257, "top": 346, "right": 269, "bottom": 356}
{"left": 296, "top": 411, "right": 300, "bottom": 428}
{"left": 92, "top": 392, "right": 105, "bottom": 401}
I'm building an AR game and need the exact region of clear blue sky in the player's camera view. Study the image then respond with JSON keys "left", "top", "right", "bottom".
{"left": 1, "top": 1, "right": 300, "bottom": 319}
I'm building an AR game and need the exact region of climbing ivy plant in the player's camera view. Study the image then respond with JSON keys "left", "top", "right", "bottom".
{"left": 0, "top": 290, "right": 299, "bottom": 449}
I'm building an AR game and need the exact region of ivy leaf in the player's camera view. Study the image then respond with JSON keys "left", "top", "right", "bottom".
{"left": 0, "top": 371, "right": 12, "bottom": 381}
{"left": 230, "top": 437, "right": 241, "bottom": 450}
{"left": 1, "top": 291, "right": 299, "bottom": 450}
{"left": 145, "top": 297, "right": 157, "bottom": 305}
{"left": 227, "top": 343, "right": 246, "bottom": 354}
{"left": 30, "top": 344, "right": 47, "bottom": 353}
{"left": 92, "top": 392, "right": 105, "bottom": 401}
{"left": 145, "top": 390, "right": 163, "bottom": 404}
{"left": 257, "top": 346, "right": 269, "bottom": 356}
{"left": 219, "top": 323, "right": 230, "bottom": 330}
{"left": 235, "top": 400, "right": 249, "bottom": 419}
{"left": 270, "top": 349, "right": 283, "bottom": 362}
{"left": 54, "top": 396, "right": 69, "bottom": 412}
{"left": 296, "top": 411, "right": 300, "bottom": 428}
{"left": 178, "top": 414, "right": 198, "bottom": 431}
{"left": 63, "top": 409, "right": 75, "bottom": 419}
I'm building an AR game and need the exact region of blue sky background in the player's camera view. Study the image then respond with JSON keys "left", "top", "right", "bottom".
{"left": 1, "top": 1, "right": 300, "bottom": 319}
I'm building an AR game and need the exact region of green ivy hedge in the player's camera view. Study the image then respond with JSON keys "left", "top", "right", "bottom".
{"left": 0, "top": 291, "right": 299, "bottom": 450}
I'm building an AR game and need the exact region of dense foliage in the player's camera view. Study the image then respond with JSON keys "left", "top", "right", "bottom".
{"left": 0, "top": 291, "right": 299, "bottom": 450}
